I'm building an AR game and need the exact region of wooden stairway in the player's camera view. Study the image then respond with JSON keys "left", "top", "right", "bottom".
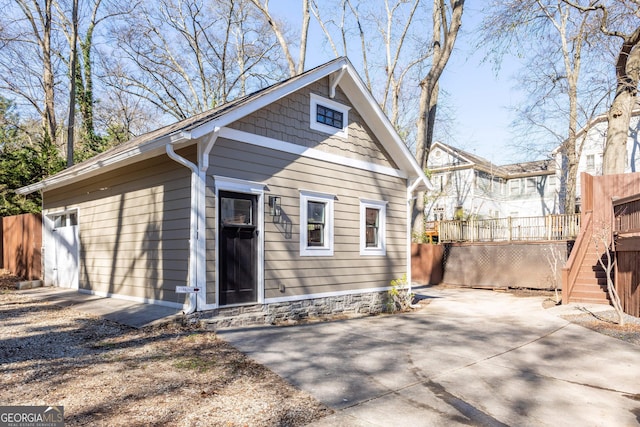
{"left": 562, "top": 211, "right": 612, "bottom": 305}
{"left": 569, "top": 247, "right": 611, "bottom": 304}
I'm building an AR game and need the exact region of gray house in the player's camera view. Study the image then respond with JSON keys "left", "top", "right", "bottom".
{"left": 18, "top": 58, "right": 430, "bottom": 321}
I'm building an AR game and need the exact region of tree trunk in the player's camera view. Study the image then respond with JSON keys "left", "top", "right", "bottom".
{"left": 250, "top": 0, "right": 298, "bottom": 76}
{"left": 564, "top": 78, "right": 579, "bottom": 214}
{"left": 603, "top": 36, "right": 640, "bottom": 174}
{"left": 412, "top": 0, "right": 464, "bottom": 236}
{"left": 297, "top": 0, "right": 310, "bottom": 75}
{"left": 42, "top": 0, "right": 57, "bottom": 142}
{"left": 67, "top": 0, "right": 79, "bottom": 167}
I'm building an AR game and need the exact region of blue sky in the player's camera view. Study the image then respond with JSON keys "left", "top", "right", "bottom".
{"left": 272, "top": 2, "right": 526, "bottom": 166}
{"left": 439, "top": 19, "right": 526, "bottom": 165}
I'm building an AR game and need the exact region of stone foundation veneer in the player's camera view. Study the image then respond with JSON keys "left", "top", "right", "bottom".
{"left": 198, "top": 291, "right": 393, "bottom": 330}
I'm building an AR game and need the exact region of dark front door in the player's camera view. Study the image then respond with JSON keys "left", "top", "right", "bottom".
{"left": 219, "top": 191, "right": 258, "bottom": 305}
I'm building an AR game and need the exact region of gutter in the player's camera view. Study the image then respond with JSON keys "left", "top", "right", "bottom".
{"left": 165, "top": 128, "right": 219, "bottom": 314}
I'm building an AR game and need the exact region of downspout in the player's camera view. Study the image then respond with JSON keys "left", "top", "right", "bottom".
{"left": 166, "top": 144, "right": 199, "bottom": 314}
{"left": 165, "top": 128, "right": 219, "bottom": 314}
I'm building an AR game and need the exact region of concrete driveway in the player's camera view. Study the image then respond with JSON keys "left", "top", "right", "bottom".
{"left": 218, "top": 287, "right": 640, "bottom": 426}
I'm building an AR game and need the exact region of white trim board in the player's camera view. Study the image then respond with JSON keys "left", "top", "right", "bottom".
{"left": 218, "top": 127, "right": 408, "bottom": 179}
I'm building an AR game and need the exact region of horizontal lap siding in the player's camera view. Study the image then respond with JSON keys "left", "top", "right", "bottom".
{"left": 209, "top": 138, "right": 407, "bottom": 300}
{"left": 205, "top": 174, "right": 217, "bottom": 305}
{"left": 44, "top": 152, "right": 192, "bottom": 304}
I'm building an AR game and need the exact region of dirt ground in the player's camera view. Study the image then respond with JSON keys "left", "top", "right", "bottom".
{"left": 2, "top": 272, "right": 639, "bottom": 427}
{"left": 0, "top": 270, "right": 331, "bottom": 427}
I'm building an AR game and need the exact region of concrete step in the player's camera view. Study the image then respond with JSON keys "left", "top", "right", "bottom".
{"left": 16, "top": 280, "right": 43, "bottom": 290}
{"left": 568, "top": 295, "right": 611, "bottom": 305}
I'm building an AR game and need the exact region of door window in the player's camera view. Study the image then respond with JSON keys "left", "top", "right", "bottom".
{"left": 221, "top": 197, "right": 253, "bottom": 225}
{"left": 52, "top": 212, "right": 78, "bottom": 228}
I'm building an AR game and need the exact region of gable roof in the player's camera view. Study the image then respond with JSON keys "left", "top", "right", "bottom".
{"left": 430, "top": 142, "right": 500, "bottom": 173}
{"left": 430, "top": 141, "right": 555, "bottom": 179}
{"left": 18, "top": 57, "right": 430, "bottom": 195}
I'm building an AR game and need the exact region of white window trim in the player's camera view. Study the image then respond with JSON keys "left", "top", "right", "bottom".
{"left": 359, "top": 199, "right": 387, "bottom": 256}
{"left": 509, "top": 178, "right": 521, "bottom": 196}
{"left": 309, "top": 93, "right": 350, "bottom": 139}
{"left": 300, "top": 190, "right": 335, "bottom": 256}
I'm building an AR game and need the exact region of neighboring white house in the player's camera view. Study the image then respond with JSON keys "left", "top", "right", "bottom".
{"left": 426, "top": 142, "right": 558, "bottom": 221}
{"left": 427, "top": 109, "right": 640, "bottom": 220}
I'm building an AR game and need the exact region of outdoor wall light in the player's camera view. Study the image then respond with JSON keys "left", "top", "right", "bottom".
{"left": 269, "top": 195, "right": 281, "bottom": 219}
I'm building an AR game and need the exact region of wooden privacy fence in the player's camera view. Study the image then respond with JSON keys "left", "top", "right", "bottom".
{"left": 1, "top": 213, "right": 42, "bottom": 280}
{"left": 438, "top": 214, "right": 581, "bottom": 243}
{"left": 613, "top": 193, "right": 640, "bottom": 317}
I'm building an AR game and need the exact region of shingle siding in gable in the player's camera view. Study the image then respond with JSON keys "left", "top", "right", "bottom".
{"left": 229, "top": 79, "right": 398, "bottom": 170}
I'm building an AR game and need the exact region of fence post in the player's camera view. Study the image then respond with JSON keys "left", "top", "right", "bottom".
{"left": 470, "top": 218, "right": 475, "bottom": 242}
{"left": 546, "top": 215, "right": 551, "bottom": 240}
{"left": 508, "top": 216, "right": 512, "bottom": 241}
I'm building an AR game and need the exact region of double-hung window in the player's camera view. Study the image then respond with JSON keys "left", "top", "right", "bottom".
{"left": 300, "top": 191, "right": 334, "bottom": 256}
{"left": 360, "top": 199, "right": 387, "bottom": 256}
{"left": 509, "top": 179, "right": 521, "bottom": 196}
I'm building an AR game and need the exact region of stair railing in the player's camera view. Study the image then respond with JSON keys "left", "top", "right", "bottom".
{"left": 562, "top": 211, "right": 593, "bottom": 304}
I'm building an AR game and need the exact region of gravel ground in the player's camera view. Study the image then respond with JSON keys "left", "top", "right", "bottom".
{"left": 0, "top": 270, "right": 331, "bottom": 427}
{"left": 559, "top": 308, "right": 640, "bottom": 346}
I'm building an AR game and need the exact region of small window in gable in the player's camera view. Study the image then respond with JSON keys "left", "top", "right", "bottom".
{"left": 360, "top": 199, "right": 387, "bottom": 256}
{"left": 300, "top": 190, "right": 335, "bottom": 256}
{"left": 316, "top": 105, "right": 343, "bottom": 129}
{"left": 310, "top": 93, "right": 350, "bottom": 138}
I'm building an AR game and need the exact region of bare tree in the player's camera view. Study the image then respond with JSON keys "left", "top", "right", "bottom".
{"left": 563, "top": 0, "right": 640, "bottom": 174}
{"left": 65, "top": 0, "right": 78, "bottom": 167}
{"left": 481, "top": 0, "right": 606, "bottom": 215}
{"left": 0, "top": 0, "right": 60, "bottom": 142}
{"left": 309, "top": 0, "right": 433, "bottom": 137}
{"left": 93, "top": 81, "right": 160, "bottom": 144}
{"left": 105, "top": 0, "right": 284, "bottom": 121}
{"left": 592, "top": 221, "right": 625, "bottom": 325}
{"left": 249, "top": 0, "right": 310, "bottom": 76}
{"left": 56, "top": 0, "right": 133, "bottom": 161}
{"left": 412, "top": 0, "right": 464, "bottom": 234}
{"left": 544, "top": 244, "right": 563, "bottom": 304}
{"left": 414, "top": 0, "right": 464, "bottom": 169}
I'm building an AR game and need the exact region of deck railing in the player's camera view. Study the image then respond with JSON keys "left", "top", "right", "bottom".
{"left": 437, "top": 214, "right": 581, "bottom": 242}
{"left": 613, "top": 194, "right": 640, "bottom": 234}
